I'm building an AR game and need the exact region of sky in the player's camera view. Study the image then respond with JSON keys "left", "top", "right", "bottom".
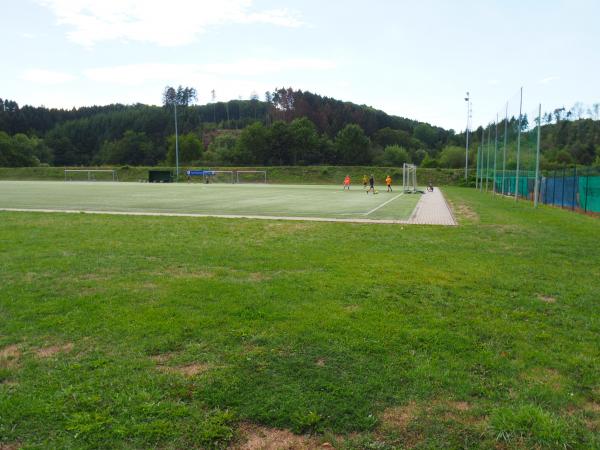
{"left": 1, "top": 0, "right": 599, "bottom": 131}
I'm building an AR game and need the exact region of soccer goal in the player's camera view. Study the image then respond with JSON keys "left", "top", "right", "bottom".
{"left": 65, "top": 169, "right": 118, "bottom": 182}
{"left": 402, "top": 163, "right": 418, "bottom": 193}
{"left": 203, "top": 170, "right": 234, "bottom": 184}
{"left": 236, "top": 170, "right": 267, "bottom": 184}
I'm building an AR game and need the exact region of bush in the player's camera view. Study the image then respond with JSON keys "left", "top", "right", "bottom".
{"left": 438, "top": 146, "right": 466, "bottom": 168}
{"left": 380, "top": 145, "right": 410, "bottom": 166}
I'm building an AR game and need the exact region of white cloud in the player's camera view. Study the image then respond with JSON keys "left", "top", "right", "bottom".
{"left": 540, "top": 76, "right": 560, "bottom": 84}
{"left": 82, "top": 59, "right": 337, "bottom": 104}
{"left": 36, "top": 0, "right": 303, "bottom": 47}
{"left": 22, "top": 69, "right": 76, "bottom": 84}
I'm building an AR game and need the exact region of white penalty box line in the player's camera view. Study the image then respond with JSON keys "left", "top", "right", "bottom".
{"left": 364, "top": 193, "right": 404, "bottom": 216}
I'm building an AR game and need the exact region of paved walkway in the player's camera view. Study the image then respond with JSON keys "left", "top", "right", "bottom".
{"left": 408, "top": 188, "right": 456, "bottom": 225}
{"left": 0, "top": 189, "right": 456, "bottom": 226}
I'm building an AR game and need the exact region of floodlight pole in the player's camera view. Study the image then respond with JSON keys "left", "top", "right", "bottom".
{"left": 174, "top": 101, "right": 179, "bottom": 181}
{"left": 515, "top": 86, "right": 523, "bottom": 201}
{"left": 464, "top": 92, "right": 471, "bottom": 181}
{"left": 534, "top": 103, "right": 542, "bottom": 208}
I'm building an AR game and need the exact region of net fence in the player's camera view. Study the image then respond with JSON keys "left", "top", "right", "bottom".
{"left": 540, "top": 167, "right": 600, "bottom": 213}
{"left": 474, "top": 88, "right": 600, "bottom": 213}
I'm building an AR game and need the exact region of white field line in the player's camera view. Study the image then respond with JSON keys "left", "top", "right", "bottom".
{"left": 0, "top": 207, "right": 412, "bottom": 224}
{"left": 364, "top": 193, "right": 404, "bottom": 216}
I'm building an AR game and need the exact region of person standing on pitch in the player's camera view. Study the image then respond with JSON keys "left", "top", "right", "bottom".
{"left": 343, "top": 174, "right": 351, "bottom": 190}
{"left": 362, "top": 174, "right": 368, "bottom": 190}
{"left": 366, "top": 174, "right": 375, "bottom": 194}
{"left": 385, "top": 175, "right": 392, "bottom": 192}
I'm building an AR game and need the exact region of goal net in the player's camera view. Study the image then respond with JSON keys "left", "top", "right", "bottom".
{"left": 402, "top": 163, "right": 417, "bottom": 193}
{"left": 236, "top": 170, "right": 267, "bottom": 184}
{"left": 203, "top": 170, "right": 234, "bottom": 184}
{"left": 65, "top": 169, "right": 118, "bottom": 182}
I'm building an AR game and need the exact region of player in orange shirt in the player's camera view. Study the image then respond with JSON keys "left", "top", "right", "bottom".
{"left": 385, "top": 175, "right": 393, "bottom": 192}
{"left": 343, "top": 175, "right": 351, "bottom": 190}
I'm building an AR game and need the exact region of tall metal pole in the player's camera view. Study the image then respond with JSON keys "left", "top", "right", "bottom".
{"left": 493, "top": 113, "right": 498, "bottom": 194}
{"left": 174, "top": 101, "right": 179, "bottom": 180}
{"left": 534, "top": 103, "right": 542, "bottom": 208}
{"left": 515, "top": 87, "right": 523, "bottom": 201}
{"left": 485, "top": 125, "right": 491, "bottom": 192}
{"left": 480, "top": 127, "right": 485, "bottom": 191}
{"left": 464, "top": 92, "right": 471, "bottom": 181}
{"left": 502, "top": 103, "right": 508, "bottom": 195}
{"left": 475, "top": 145, "right": 480, "bottom": 189}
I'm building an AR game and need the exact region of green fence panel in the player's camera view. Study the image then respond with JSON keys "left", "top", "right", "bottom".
{"left": 578, "top": 176, "right": 600, "bottom": 213}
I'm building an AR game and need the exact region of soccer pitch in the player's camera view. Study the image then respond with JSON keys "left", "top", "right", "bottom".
{"left": 0, "top": 181, "right": 421, "bottom": 221}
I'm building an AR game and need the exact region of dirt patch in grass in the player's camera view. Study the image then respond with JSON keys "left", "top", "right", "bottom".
{"left": 448, "top": 401, "right": 471, "bottom": 411}
{"left": 447, "top": 199, "right": 479, "bottom": 223}
{"left": 153, "top": 267, "right": 216, "bottom": 279}
{"left": 522, "top": 367, "right": 565, "bottom": 391}
{"left": 381, "top": 401, "right": 418, "bottom": 430}
{"left": 150, "top": 352, "right": 179, "bottom": 364}
{"left": 583, "top": 401, "right": 600, "bottom": 431}
{"left": 537, "top": 294, "right": 557, "bottom": 303}
{"left": 35, "top": 342, "right": 74, "bottom": 358}
{"left": 233, "top": 423, "right": 321, "bottom": 449}
{"left": 315, "top": 358, "right": 326, "bottom": 367}
{"left": 584, "top": 401, "right": 600, "bottom": 413}
{"left": 247, "top": 272, "right": 272, "bottom": 282}
{"left": 343, "top": 305, "right": 360, "bottom": 313}
{"left": 0, "top": 344, "right": 21, "bottom": 368}
{"left": 0, "top": 443, "right": 22, "bottom": 450}
{"left": 157, "top": 362, "right": 212, "bottom": 377}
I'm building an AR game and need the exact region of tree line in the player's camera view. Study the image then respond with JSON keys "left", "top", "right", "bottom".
{"left": 0, "top": 90, "right": 598, "bottom": 168}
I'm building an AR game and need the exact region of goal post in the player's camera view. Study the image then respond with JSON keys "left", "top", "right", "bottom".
{"left": 402, "top": 163, "right": 417, "bottom": 193}
{"left": 203, "top": 170, "right": 234, "bottom": 184}
{"left": 236, "top": 170, "right": 267, "bottom": 184}
{"left": 64, "top": 169, "right": 118, "bottom": 182}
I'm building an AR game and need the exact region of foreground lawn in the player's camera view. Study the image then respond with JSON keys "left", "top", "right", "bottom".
{"left": 1, "top": 187, "right": 599, "bottom": 449}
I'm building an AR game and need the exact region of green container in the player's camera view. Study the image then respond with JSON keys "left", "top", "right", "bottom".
{"left": 148, "top": 170, "right": 173, "bottom": 183}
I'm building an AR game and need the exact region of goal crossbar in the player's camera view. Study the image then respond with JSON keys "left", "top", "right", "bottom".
{"left": 65, "top": 169, "right": 118, "bottom": 181}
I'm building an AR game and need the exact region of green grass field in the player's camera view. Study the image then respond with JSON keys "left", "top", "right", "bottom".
{"left": 1, "top": 188, "right": 599, "bottom": 449}
{"left": 0, "top": 181, "right": 421, "bottom": 221}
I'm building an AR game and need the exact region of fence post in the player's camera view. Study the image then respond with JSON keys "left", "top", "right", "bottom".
{"left": 515, "top": 86, "right": 523, "bottom": 201}
{"left": 493, "top": 114, "right": 498, "bottom": 195}
{"left": 534, "top": 104, "right": 542, "bottom": 208}
{"left": 502, "top": 103, "right": 508, "bottom": 195}
{"left": 572, "top": 166, "right": 577, "bottom": 210}
{"left": 561, "top": 167, "right": 566, "bottom": 209}
{"left": 480, "top": 128, "right": 485, "bottom": 192}
{"left": 485, "top": 126, "right": 491, "bottom": 192}
{"left": 584, "top": 173, "right": 590, "bottom": 212}
{"left": 552, "top": 170, "right": 556, "bottom": 206}
{"left": 475, "top": 145, "right": 479, "bottom": 189}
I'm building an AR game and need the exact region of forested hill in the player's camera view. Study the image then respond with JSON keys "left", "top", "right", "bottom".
{"left": 0, "top": 88, "right": 457, "bottom": 167}
{"left": 1, "top": 88, "right": 599, "bottom": 169}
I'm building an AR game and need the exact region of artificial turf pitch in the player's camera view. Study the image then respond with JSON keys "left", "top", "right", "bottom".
{"left": 0, "top": 181, "right": 420, "bottom": 221}
{"left": 1, "top": 187, "right": 599, "bottom": 449}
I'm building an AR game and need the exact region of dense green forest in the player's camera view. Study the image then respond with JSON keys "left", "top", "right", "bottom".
{"left": 0, "top": 88, "right": 598, "bottom": 168}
